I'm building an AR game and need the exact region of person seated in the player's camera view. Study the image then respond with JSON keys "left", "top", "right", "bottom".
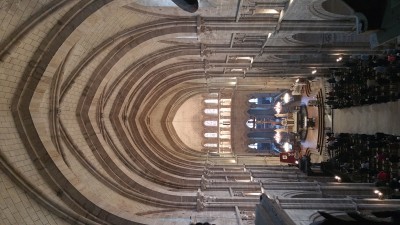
{"left": 360, "top": 161, "right": 369, "bottom": 174}
{"left": 340, "top": 162, "right": 353, "bottom": 173}
{"left": 376, "top": 170, "right": 389, "bottom": 186}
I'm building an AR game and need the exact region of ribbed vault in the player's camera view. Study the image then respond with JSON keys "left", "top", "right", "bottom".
{"left": 0, "top": 0, "right": 386, "bottom": 225}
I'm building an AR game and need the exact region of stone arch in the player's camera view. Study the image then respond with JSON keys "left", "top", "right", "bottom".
{"left": 310, "top": 0, "right": 355, "bottom": 20}
{"left": 282, "top": 190, "right": 322, "bottom": 198}
{"left": 291, "top": 32, "right": 370, "bottom": 46}
{"left": 321, "top": 0, "right": 354, "bottom": 16}
{"left": 310, "top": 0, "right": 370, "bottom": 33}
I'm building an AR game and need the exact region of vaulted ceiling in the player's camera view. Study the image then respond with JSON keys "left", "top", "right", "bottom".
{"left": 0, "top": 0, "right": 379, "bottom": 224}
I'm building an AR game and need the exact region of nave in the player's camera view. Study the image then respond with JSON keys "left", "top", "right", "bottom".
{"left": 333, "top": 101, "right": 400, "bottom": 135}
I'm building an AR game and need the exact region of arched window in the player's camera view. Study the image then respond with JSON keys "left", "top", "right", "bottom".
{"left": 220, "top": 130, "right": 230, "bottom": 135}
{"left": 204, "top": 133, "right": 218, "bottom": 138}
{"left": 249, "top": 98, "right": 258, "bottom": 104}
{"left": 204, "top": 143, "right": 218, "bottom": 148}
{"left": 220, "top": 108, "right": 231, "bottom": 117}
{"left": 220, "top": 98, "right": 231, "bottom": 106}
{"left": 204, "top": 120, "right": 218, "bottom": 126}
{"left": 248, "top": 143, "right": 258, "bottom": 149}
{"left": 204, "top": 109, "right": 218, "bottom": 115}
{"left": 249, "top": 97, "right": 272, "bottom": 105}
{"left": 204, "top": 99, "right": 218, "bottom": 104}
{"left": 222, "top": 120, "right": 230, "bottom": 126}
{"left": 246, "top": 118, "right": 256, "bottom": 128}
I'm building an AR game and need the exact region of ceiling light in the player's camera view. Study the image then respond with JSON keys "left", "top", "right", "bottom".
{"left": 283, "top": 93, "right": 290, "bottom": 103}
{"left": 274, "top": 132, "right": 282, "bottom": 143}
{"left": 283, "top": 142, "right": 290, "bottom": 152}
{"left": 236, "top": 57, "right": 253, "bottom": 61}
{"left": 274, "top": 102, "right": 282, "bottom": 114}
{"left": 245, "top": 192, "right": 261, "bottom": 196}
{"left": 235, "top": 56, "right": 254, "bottom": 64}
{"left": 256, "top": 9, "right": 280, "bottom": 14}
{"left": 231, "top": 68, "right": 244, "bottom": 72}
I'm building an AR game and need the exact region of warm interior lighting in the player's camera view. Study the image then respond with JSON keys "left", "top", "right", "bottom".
{"left": 311, "top": 69, "right": 317, "bottom": 74}
{"left": 255, "top": 8, "right": 280, "bottom": 14}
{"left": 274, "top": 132, "right": 282, "bottom": 143}
{"left": 231, "top": 68, "right": 244, "bottom": 72}
{"left": 204, "top": 99, "right": 218, "bottom": 104}
{"left": 295, "top": 78, "right": 300, "bottom": 83}
{"left": 283, "top": 142, "right": 290, "bottom": 152}
{"left": 244, "top": 192, "right": 261, "bottom": 196}
{"left": 283, "top": 93, "right": 290, "bottom": 103}
{"left": 274, "top": 102, "right": 282, "bottom": 114}
{"left": 236, "top": 56, "right": 253, "bottom": 63}
{"left": 374, "top": 190, "right": 384, "bottom": 199}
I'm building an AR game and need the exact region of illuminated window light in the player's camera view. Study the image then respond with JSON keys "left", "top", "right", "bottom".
{"left": 204, "top": 109, "right": 218, "bottom": 114}
{"left": 248, "top": 143, "right": 258, "bottom": 149}
{"left": 204, "top": 99, "right": 218, "bottom": 104}
{"left": 204, "top": 133, "right": 218, "bottom": 138}
{"left": 204, "top": 120, "right": 218, "bottom": 126}
{"left": 204, "top": 143, "right": 218, "bottom": 148}
{"left": 249, "top": 98, "right": 258, "bottom": 103}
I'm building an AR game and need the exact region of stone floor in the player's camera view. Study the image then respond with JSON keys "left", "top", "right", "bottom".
{"left": 333, "top": 101, "right": 400, "bottom": 135}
